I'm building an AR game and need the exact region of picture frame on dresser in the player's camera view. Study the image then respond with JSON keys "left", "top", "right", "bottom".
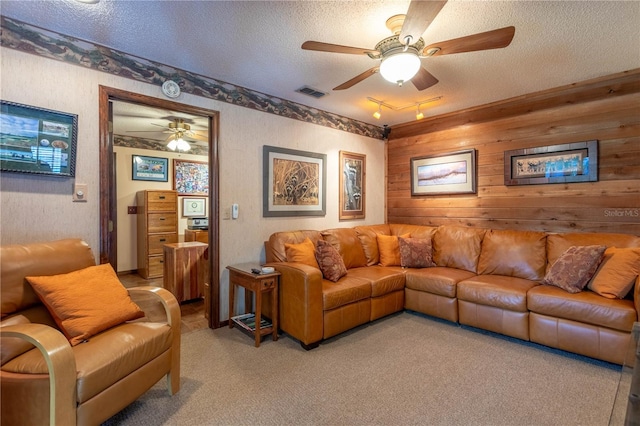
{"left": 504, "top": 140, "right": 598, "bottom": 186}
{"left": 0, "top": 100, "right": 78, "bottom": 177}
{"left": 410, "top": 149, "right": 477, "bottom": 196}
{"left": 339, "top": 150, "right": 366, "bottom": 220}
{"left": 263, "top": 145, "right": 326, "bottom": 217}
{"left": 132, "top": 155, "right": 168, "bottom": 182}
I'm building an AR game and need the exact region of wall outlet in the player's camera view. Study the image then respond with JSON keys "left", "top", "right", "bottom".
{"left": 128, "top": 206, "right": 137, "bottom": 214}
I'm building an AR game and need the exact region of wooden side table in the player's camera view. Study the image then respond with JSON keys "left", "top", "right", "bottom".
{"left": 227, "top": 263, "right": 279, "bottom": 347}
{"left": 163, "top": 242, "right": 208, "bottom": 303}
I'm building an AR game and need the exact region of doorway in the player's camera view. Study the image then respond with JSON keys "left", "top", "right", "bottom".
{"left": 98, "top": 86, "right": 220, "bottom": 328}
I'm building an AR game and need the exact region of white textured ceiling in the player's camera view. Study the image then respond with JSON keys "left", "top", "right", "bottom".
{"left": 1, "top": 0, "right": 639, "bottom": 127}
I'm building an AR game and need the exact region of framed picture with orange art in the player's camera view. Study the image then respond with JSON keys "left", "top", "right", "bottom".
{"left": 339, "top": 151, "right": 365, "bottom": 220}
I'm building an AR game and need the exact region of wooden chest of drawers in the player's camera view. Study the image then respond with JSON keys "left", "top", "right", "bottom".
{"left": 137, "top": 190, "right": 178, "bottom": 279}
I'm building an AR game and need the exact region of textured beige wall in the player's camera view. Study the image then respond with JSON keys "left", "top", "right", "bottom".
{"left": 0, "top": 47, "right": 385, "bottom": 321}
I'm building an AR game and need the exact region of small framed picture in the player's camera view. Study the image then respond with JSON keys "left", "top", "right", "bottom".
{"left": 132, "top": 155, "right": 168, "bottom": 182}
{"left": 182, "top": 197, "right": 207, "bottom": 217}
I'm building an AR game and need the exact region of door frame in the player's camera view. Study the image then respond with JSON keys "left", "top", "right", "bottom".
{"left": 98, "top": 85, "right": 221, "bottom": 329}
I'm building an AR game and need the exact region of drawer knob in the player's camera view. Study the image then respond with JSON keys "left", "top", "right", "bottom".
{"left": 159, "top": 196, "right": 166, "bottom": 199}
{"left": 160, "top": 217, "right": 166, "bottom": 221}
{"left": 160, "top": 238, "right": 166, "bottom": 242}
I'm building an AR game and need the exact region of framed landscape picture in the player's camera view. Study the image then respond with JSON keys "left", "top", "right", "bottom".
{"left": 411, "top": 149, "right": 477, "bottom": 195}
{"left": 0, "top": 100, "right": 78, "bottom": 177}
{"left": 132, "top": 155, "right": 168, "bottom": 181}
{"left": 504, "top": 140, "right": 598, "bottom": 186}
{"left": 173, "top": 159, "right": 209, "bottom": 195}
{"left": 339, "top": 151, "right": 365, "bottom": 220}
{"left": 263, "top": 145, "right": 326, "bottom": 217}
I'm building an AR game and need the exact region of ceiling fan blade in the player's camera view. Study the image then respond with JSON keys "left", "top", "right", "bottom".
{"left": 302, "top": 41, "right": 378, "bottom": 55}
{"left": 412, "top": 67, "right": 439, "bottom": 91}
{"left": 423, "top": 26, "right": 516, "bottom": 56}
{"left": 399, "top": 0, "right": 447, "bottom": 44}
{"left": 333, "top": 66, "right": 380, "bottom": 91}
{"left": 188, "top": 132, "right": 209, "bottom": 142}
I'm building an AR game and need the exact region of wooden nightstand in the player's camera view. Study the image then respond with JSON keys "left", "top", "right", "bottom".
{"left": 227, "top": 263, "right": 280, "bottom": 347}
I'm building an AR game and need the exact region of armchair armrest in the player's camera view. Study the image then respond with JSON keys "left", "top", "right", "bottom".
{"left": 127, "top": 286, "right": 181, "bottom": 395}
{"left": 265, "top": 262, "right": 324, "bottom": 346}
{"left": 0, "top": 323, "right": 76, "bottom": 426}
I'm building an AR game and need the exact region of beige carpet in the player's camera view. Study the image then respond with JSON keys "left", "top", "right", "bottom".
{"left": 103, "top": 312, "right": 621, "bottom": 426}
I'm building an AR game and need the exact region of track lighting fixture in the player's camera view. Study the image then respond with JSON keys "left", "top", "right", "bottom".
{"left": 367, "top": 96, "right": 442, "bottom": 121}
{"left": 373, "top": 103, "right": 382, "bottom": 120}
{"left": 415, "top": 106, "right": 424, "bottom": 120}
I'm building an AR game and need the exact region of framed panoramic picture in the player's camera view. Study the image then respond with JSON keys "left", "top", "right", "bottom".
{"left": 339, "top": 151, "right": 366, "bottom": 220}
{"left": 132, "top": 155, "right": 168, "bottom": 181}
{"left": 411, "top": 149, "right": 477, "bottom": 195}
{"left": 182, "top": 197, "right": 207, "bottom": 217}
{"left": 263, "top": 145, "right": 326, "bottom": 217}
{"left": 173, "top": 159, "right": 209, "bottom": 195}
{"left": 504, "top": 140, "right": 598, "bottom": 186}
{"left": 0, "top": 100, "right": 78, "bottom": 177}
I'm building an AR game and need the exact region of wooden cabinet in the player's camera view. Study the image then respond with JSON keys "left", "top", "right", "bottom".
{"left": 185, "top": 229, "right": 209, "bottom": 244}
{"left": 163, "top": 242, "right": 208, "bottom": 303}
{"left": 137, "top": 190, "right": 178, "bottom": 279}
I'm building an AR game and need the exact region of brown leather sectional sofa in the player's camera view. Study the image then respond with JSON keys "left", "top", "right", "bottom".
{"left": 265, "top": 224, "right": 640, "bottom": 364}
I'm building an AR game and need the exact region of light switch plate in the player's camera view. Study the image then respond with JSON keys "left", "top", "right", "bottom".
{"left": 73, "top": 183, "right": 88, "bottom": 202}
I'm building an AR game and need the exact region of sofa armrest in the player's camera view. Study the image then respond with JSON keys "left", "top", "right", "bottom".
{"left": 0, "top": 323, "right": 76, "bottom": 426}
{"left": 634, "top": 276, "right": 640, "bottom": 319}
{"left": 265, "top": 262, "right": 324, "bottom": 346}
{"left": 127, "top": 286, "right": 181, "bottom": 395}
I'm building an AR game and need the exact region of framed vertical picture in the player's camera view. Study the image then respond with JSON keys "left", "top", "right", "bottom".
{"left": 132, "top": 155, "right": 168, "bottom": 181}
{"left": 173, "top": 159, "right": 209, "bottom": 195}
{"left": 263, "top": 145, "right": 326, "bottom": 217}
{"left": 339, "top": 151, "right": 366, "bottom": 220}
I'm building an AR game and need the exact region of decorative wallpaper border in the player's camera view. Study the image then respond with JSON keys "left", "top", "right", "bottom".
{"left": 0, "top": 17, "right": 384, "bottom": 140}
{"left": 114, "top": 135, "right": 209, "bottom": 157}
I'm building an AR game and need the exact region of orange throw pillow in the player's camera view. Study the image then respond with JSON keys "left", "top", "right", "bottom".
{"left": 285, "top": 238, "right": 319, "bottom": 269}
{"left": 26, "top": 263, "right": 144, "bottom": 346}
{"left": 377, "top": 233, "right": 410, "bottom": 267}
{"left": 588, "top": 247, "right": 640, "bottom": 299}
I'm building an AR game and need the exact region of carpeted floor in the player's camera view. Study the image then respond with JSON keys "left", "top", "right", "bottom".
{"left": 103, "top": 312, "right": 621, "bottom": 426}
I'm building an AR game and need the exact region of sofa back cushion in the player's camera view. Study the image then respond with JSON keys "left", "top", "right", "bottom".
{"left": 390, "top": 224, "right": 437, "bottom": 240}
{"left": 478, "top": 229, "right": 547, "bottom": 281}
{"left": 1, "top": 239, "right": 96, "bottom": 317}
{"left": 547, "top": 232, "right": 640, "bottom": 271}
{"left": 354, "top": 224, "right": 391, "bottom": 266}
{"left": 321, "top": 228, "right": 368, "bottom": 269}
{"left": 433, "top": 226, "right": 486, "bottom": 273}
{"left": 266, "top": 230, "right": 323, "bottom": 263}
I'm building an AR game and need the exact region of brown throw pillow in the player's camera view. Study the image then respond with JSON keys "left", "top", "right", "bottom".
{"left": 315, "top": 239, "right": 347, "bottom": 282}
{"left": 285, "top": 237, "right": 319, "bottom": 269}
{"left": 26, "top": 263, "right": 144, "bottom": 346}
{"left": 588, "top": 247, "right": 640, "bottom": 299}
{"left": 543, "top": 245, "right": 606, "bottom": 293}
{"left": 398, "top": 237, "right": 434, "bottom": 268}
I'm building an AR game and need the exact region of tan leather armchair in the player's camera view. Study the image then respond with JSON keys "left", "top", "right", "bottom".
{"left": 0, "top": 239, "right": 181, "bottom": 425}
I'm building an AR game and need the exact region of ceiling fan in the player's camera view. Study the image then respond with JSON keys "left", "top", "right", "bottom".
{"left": 301, "top": 0, "right": 515, "bottom": 91}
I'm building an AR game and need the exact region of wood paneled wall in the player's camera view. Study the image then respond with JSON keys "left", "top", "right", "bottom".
{"left": 387, "top": 69, "right": 640, "bottom": 235}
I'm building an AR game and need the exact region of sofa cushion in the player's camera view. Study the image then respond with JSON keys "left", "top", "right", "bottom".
{"left": 543, "top": 245, "right": 606, "bottom": 294}
{"left": 25, "top": 264, "right": 145, "bottom": 346}
{"left": 399, "top": 237, "right": 435, "bottom": 268}
{"left": 390, "top": 224, "right": 437, "bottom": 240}
{"left": 433, "top": 226, "right": 486, "bottom": 273}
{"left": 1, "top": 321, "right": 172, "bottom": 403}
{"left": 527, "top": 285, "right": 636, "bottom": 332}
{"left": 477, "top": 229, "right": 547, "bottom": 281}
{"left": 405, "top": 267, "right": 476, "bottom": 298}
{"left": 266, "top": 230, "right": 323, "bottom": 263}
{"left": 546, "top": 232, "right": 640, "bottom": 271}
{"left": 321, "top": 228, "right": 368, "bottom": 269}
{"left": 0, "top": 315, "right": 34, "bottom": 365}
{"left": 588, "top": 247, "right": 640, "bottom": 299}
{"left": 315, "top": 240, "right": 347, "bottom": 282}
{"left": 457, "top": 275, "right": 539, "bottom": 312}
{"left": 354, "top": 224, "right": 390, "bottom": 266}
{"left": 322, "top": 276, "right": 371, "bottom": 311}
{"left": 346, "top": 266, "right": 405, "bottom": 297}
{"left": 285, "top": 237, "right": 319, "bottom": 269}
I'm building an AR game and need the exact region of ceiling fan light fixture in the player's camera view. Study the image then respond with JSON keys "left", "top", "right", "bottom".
{"left": 379, "top": 51, "right": 421, "bottom": 86}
